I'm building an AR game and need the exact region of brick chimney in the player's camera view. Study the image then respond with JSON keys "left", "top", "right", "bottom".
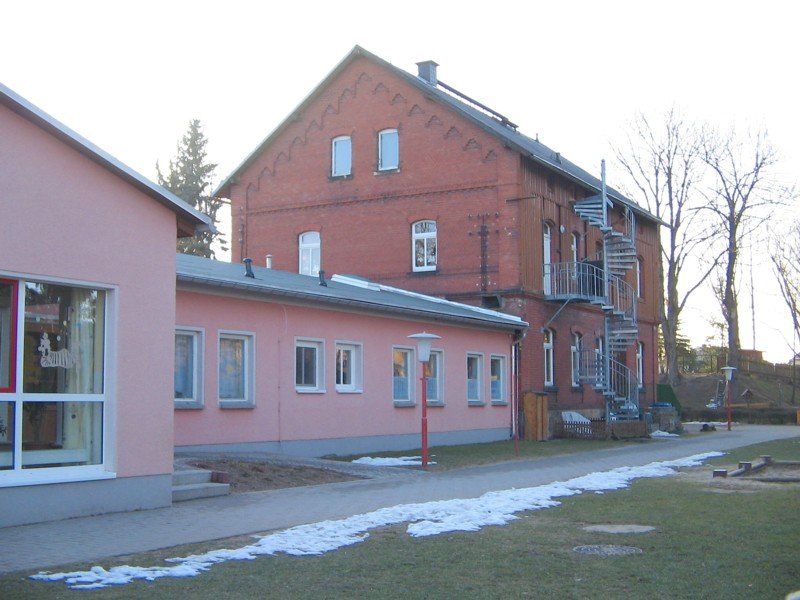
{"left": 416, "top": 60, "right": 439, "bottom": 86}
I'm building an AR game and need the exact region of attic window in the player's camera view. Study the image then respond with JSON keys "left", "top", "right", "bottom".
{"left": 378, "top": 129, "right": 399, "bottom": 171}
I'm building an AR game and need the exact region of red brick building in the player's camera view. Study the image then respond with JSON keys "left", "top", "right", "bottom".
{"left": 216, "top": 46, "right": 662, "bottom": 422}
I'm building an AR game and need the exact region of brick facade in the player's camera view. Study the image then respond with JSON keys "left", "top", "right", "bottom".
{"left": 218, "top": 47, "right": 662, "bottom": 415}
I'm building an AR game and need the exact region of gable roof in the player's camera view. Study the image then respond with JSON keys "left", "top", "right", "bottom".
{"left": 214, "top": 45, "right": 658, "bottom": 225}
{"left": 176, "top": 254, "right": 527, "bottom": 332}
{"left": 0, "top": 82, "right": 213, "bottom": 238}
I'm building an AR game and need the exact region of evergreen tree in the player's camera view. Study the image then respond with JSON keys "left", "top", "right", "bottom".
{"left": 157, "top": 120, "right": 226, "bottom": 257}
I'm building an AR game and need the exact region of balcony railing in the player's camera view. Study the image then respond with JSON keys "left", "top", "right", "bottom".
{"left": 543, "top": 261, "right": 604, "bottom": 302}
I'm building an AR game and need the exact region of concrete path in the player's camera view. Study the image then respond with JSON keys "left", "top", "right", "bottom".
{"left": 2, "top": 424, "right": 798, "bottom": 574}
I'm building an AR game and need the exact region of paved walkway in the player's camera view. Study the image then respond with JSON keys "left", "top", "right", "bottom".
{"left": 2, "top": 424, "right": 798, "bottom": 574}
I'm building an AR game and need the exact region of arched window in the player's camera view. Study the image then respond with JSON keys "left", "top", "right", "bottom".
{"left": 298, "top": 231, "right": 321, "bottom": 276}
{"left": 542, "top": 222, "right": 552, "bottom": 294}
{"left": 331, "top": 136, "right": 352, "bottom": 177}
{"left": 570, "top": 332, "right": 583, "bottom": 387}
{"left": 543, "top": 328, "right": 554, "bottom": 387}
{"left": 378, "top": 128, "right": 399, "bottom": 171}
{"left": 412, "top": 220, "right": 437, "bottom": 271}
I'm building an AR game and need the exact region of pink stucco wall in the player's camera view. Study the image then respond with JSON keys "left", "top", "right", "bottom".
{"left": 174, "top": 288, "right": 515, "bottom": 449}
{"left": 0, "top": 104, "right": 178, "bottom": 478}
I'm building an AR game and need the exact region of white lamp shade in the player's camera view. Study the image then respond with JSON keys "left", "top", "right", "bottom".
{"left": 408, "top": 332, "right": 441, "bottom": 363}
{"left": 721, "top": 366, "right": 736, "bottom": 381}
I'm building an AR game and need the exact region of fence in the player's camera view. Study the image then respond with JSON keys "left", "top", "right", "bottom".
{"left": 554, "top": 418, "right": 648, "bottom": 440}
{"left": 688, "top": 352, "right": 797, "bottom": 381}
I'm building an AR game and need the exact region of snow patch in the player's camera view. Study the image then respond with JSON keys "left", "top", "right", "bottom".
{"left": 31, "top": 452, "right": 723, "bottom": 590}
{"left": 351, "top": 456, "right": 434, "bottom": 467}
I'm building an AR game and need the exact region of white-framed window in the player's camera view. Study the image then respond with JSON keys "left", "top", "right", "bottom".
{"left": 637, "top": 342, "right": 644, "bottom": 389}
{"left": 594, "top": 336, "right": 605, "bottom": 388}
{"left": 570, "top": 333, "right": 583, "bottom": 387}
{"left": 378, "top": 128, "right": 399, "bottom": 171}
{"left": 218, "top": 331, "right": 255, "bottom": 407}
{"left": 299, "top": 232, "right": 321, "bottom": 276}
{"left": 335, "top": 341, "right": 362, "bottom": 393}
{"left": 543, "top": 222, "right": 552, "bottom": 294}
{"left": 426, "top": 350, "right": 443, "bottom": 405}
{"left": 392, "top": 346, "right": 415, "bottom": 405}
{"left": 467, "top": 353, "right": 483, "bottom": 404}
{"left": 1, "top": 278, "right": 109, "bottom": 476}
{"left": 636, "top": 257, "right": 643, "bottom": 299}
{"left": 331, "top": 135, "right": 352, "bottom": 177}
{"left": 543, "top": 329, "right": 554, "bottom": 387}
{"left": 296, "top": 338, "right": 325, "bottom": 393}
{"left": 490, "top": 355, "right": 506, "bottom": 404}
{"left": 175, "top": 328, "right": 204, "bottom": 409}
{"left": 412, "top": 220, "right": 437, "bottom": 272}
{"left": 571, "top": 232, "right": 580, "bottom": 265}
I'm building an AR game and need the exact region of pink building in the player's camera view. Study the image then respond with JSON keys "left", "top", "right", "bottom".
{"left": 0, "top": 83, "right": 210, "bottom": 526}
{"left": 1, "top": 83, "right": 526, "bottom": 526}
{"left": 174, "top": 255, "right": 526, "bottom": 456}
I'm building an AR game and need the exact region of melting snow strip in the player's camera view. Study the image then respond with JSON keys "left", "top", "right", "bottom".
{"left": 31, "top": 452, "right": 723, "bottom": 590}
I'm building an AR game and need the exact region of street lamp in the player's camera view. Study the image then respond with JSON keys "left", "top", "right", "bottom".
{"left": 721, "top": 366, "right": 737, "bottom": 431}
{"left": 408, "top": 332, "right": 441, "bottom": 470}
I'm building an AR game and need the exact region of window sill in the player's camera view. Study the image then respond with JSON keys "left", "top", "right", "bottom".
{"left": 491, "top": 400, "right": 508, "bottom": 406}
{"left": 219, "top": 400, "right": 255, "bottom": 409}
{"left": 296, "top": 388, "right": 326, "bottom": 394}
{"left": 374, "top": 167, "right": 400, "bottom": 175}
{"left": 467, "top": 400, "right": 485, "bottom": 407}
{"left": 329, "top": 173, "right": 353, "bottom": 181}
{"left": 427, "top": 401, "right": 445, "bottom": 408}
{"left": 393, "top": 400, "right": 416, "bottom": 408}
{"left": 0, "top": 466, "right": 116, "bottom": 488}
{"left": 336, "top": 388, "right": 363, "bottom": 394}
{"left": 411, "top": 268, "right": 438, "bottom": 275}
{"left": 174, "top": 400, "right": 204, "bottom": 410}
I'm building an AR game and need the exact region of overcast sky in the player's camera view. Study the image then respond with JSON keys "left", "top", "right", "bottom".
{"left": 3, "top": 0, "right": 798, "bottom": 361}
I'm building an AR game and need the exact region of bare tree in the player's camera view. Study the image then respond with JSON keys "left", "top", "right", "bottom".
{"left": 771, "top": 220, "right": 800, "bottom": 351}
{"left": 701, "top": 128, "right": 788, "bottom": 398}
{"left": 614, "top": 110, "right": 719, "bottom": 386}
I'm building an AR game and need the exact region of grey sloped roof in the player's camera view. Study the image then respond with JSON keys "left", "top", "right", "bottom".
{"left": 214, "top": 46, "right": 658, "bottom": 224}
{"left": 176, "top": 254, "right": 527, "bottom": 331}
{"left": 0, "top": 82, "right": 213, "bottom": 236}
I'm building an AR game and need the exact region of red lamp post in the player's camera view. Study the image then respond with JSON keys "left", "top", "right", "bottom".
{"left": 721, "top": 366, "right": 736, "bottom": 431}
{"left": 408, "top": 332, "right": 441, "bottom": 470}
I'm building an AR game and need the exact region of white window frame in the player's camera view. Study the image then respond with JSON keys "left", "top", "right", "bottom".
{"left": 378, "top": 128, "right": 399, "bottom": 171}
{"left": 0, "top": 274, "right": 115, "bottom": 487}
{"left": 425, "top": 349, "right": 444, "bottom": 405}
{"left": 174, "top": 327, "right": 204, "bottom": 409}
{"left": 331, "top": 135, "right": 352, "bottom": 177}
{"left": 218, "top": 330, "right": 255, "bottom": 408}
{"left": 543, "top": 329, "right": 555, "bottom": 387}
{"left": 636, "top": 256, "right": 643, "bottom": 299}
{"left": 335, "top": 341, "right": 363, "bottom": 393}
{"left": 467, "top": 352, "right": 484, "bottom": 405}
{"left": 392, "top": 346, "right": 415, "bottom": 406}
{"left": 412, "top": 220, "right": 437, "bottom": 272}
{"left": 295, "top": 338, "right": 325, "bottom": 393}
{"left": 299, "top": 231, "right": 321, "bottom": 276}
{"left": 490, "top": 354, "right": 507, "bottom": 404}
{"left": 570, "top": 332, "right": 583, "bottom": 388}
{"left": 637, "top": 342, "right": 644, "bottom": 390}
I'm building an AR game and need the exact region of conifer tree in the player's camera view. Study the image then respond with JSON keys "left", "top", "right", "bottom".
{"left": 157, "top": 120, "right": 226, "bottom": 257}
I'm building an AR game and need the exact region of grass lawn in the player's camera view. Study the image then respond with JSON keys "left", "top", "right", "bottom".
{"left": 3, "top": 438, "right": 799, "bottom": 599}
{"left": 328, "top": 437, "right": 633, "bottom": 470}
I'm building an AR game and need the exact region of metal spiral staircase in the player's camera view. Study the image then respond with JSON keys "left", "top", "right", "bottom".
{"left": 545, "top": 161, "right": 640, "bottom": 420}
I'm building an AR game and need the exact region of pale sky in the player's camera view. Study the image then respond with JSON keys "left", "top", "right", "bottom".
{"left": 3, "top": 0, "right": 798, "bottom": 362}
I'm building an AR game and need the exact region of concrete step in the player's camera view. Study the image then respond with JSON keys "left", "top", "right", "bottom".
{"left": 172, "top": 468, "right": 214, "bottom": 486}
{"left": 172, "top": 482, "right": 231, "bottom": 503}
